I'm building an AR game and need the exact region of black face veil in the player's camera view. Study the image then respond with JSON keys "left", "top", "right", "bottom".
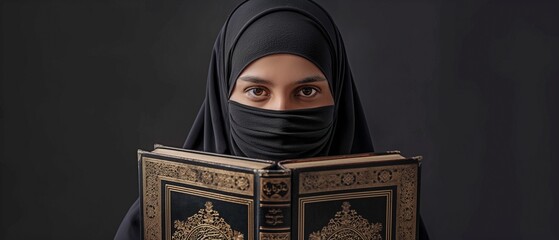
{"left": 182, "top": 0, "right": 374, "bottom": 159}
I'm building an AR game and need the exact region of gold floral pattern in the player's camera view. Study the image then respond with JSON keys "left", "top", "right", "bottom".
{"left": 142, "top": 157, "right": 254, "bottom": 240}
{"left": 309, "top": 202, "right": 383, "bottom": 240}
{"left": 172, "top": 201, "right": 244, "bottom": 240}
{"left": 299, "top": 164, "right": 418, "bottom": 240}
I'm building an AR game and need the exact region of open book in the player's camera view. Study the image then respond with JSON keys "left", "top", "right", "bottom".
{"left": 139, "top": 144, "right": 421, "bottom": 240}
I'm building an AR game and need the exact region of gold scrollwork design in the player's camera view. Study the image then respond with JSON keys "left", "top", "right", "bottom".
{"left": 309, "top": 202, "right": 383, "bottom": 240}
{"left": 260, "top": 178, "right": 290, "bottom": 201}
{"left": 172, "top": 201, "right": 244, "bottom": 240}
{"left": 142, "top": 158, "right": 254, "bottom": 239}
{"left": 259, "top": 232, "right": 290, "bottom": 240}
{"left": 299, "top": 164, "right": 418, "bottom": 240}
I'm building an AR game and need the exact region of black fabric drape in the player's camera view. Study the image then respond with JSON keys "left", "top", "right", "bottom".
{"left": 115, "top": 0, "right": 429, "bottom": 239}
{"left": 182, "top": 0, "right": 374, "bottom": 156}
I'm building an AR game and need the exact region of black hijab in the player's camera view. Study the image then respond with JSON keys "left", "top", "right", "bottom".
{"left": 116, "top": 1, "right": 431, "bottom": 239}
{"left": 182, "top": 0, "right": 375, "bottom": 157}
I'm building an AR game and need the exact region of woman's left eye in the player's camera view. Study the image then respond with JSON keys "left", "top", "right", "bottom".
{"left": 297, "top": 86, "right": 319, "bottom": 97}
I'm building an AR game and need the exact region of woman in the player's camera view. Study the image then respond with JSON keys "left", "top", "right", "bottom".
{"left": 115, "top": 0, "right": 429, "bottom": 239}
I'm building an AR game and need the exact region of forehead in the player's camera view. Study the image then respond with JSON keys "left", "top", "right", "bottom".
{"left": 238, "top": 54, "right": 327, "bottom": 82}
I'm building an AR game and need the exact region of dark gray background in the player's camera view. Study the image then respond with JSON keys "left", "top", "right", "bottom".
{"left": 1, "top": 0, "right": 558, "bottom": 239}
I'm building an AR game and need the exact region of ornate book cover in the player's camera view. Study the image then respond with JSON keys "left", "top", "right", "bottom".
{"left": 139, "top": 145, "right": 421, "bottom": 240}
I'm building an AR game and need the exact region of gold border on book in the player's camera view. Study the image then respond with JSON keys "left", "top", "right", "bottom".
{"left": 298, "top": 164, "right": 418, "bottom": 240}
{"left": 298, "top": 190, "right": 393, "bottom": 240}
{"left": 259, "top": 227, "right": 291, "bottom": 231}
{"left": 165, "top": 185, "right": 254, "bottom": 240}
{"left": 259, "top": 203, "right": 291, "bottom": 208}
{"left": 144, "top": 157, "right": 254, "bottom": 196}
{"left": 259, "top": 232, "right": 290, "bottom": 240}
{"left": 142, "top": 157, "right": 255, "bottom": 240}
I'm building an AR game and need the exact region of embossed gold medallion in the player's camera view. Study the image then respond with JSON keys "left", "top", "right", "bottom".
{"left": 309, "top": 202, "right": 383, "bottom": 240}
{"left": 172, "top": 201, "right": 244, "bottom": 240}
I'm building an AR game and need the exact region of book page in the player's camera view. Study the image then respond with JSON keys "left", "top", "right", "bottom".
{"left": 152, "top": 148, "right": 274, "bottom": 169}
{"left": 281, "top": 154, "right": 405, "bottom": 169}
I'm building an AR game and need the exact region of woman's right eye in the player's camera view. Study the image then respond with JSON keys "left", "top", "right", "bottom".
{"left": 245, "top": 87, "right": 269, "bottom": 100}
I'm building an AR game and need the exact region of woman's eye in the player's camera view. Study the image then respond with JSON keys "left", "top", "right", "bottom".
{"left": 245, "top": 87, "right": 269, "bottom": 99}
{"left": 297, "top": 86, "right": 319, "bottom": 97}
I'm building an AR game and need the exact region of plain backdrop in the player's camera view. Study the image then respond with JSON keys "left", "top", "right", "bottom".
{"left": 1, "top": 0, "right": 558, "bottom": 239}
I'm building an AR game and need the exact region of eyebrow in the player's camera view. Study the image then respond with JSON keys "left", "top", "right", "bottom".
{"left": 238, "top": 75, "right": 327, "bottom": 84}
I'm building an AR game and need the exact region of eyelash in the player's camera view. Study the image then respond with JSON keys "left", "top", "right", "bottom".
{"left": 244, "top": 86, "right": 321, "bottom": 100}
{"left": 245, "top": 86, "right": 270, "bottom": 100}
{"left": 295, "top": 86, "right": 320, "bottom": 98}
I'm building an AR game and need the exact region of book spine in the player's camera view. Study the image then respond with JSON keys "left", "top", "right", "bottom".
{"left": 255, "top": 170, "right": 292, "bottom": 240}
